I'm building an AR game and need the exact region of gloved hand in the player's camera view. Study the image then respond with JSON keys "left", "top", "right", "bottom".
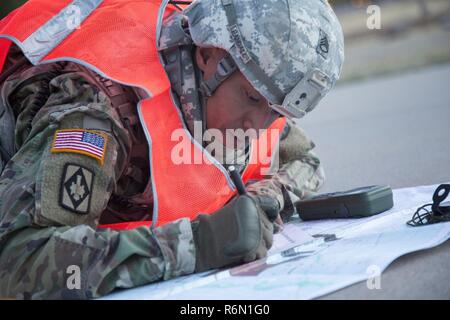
{"left": 248, "top": 192, "right": 286, "bottom": 233}
{"left": 248, "top": 193, "right": 281, "bottom": 222}
{"left": 192, "top": 194, "right": 274, "bottom": 273}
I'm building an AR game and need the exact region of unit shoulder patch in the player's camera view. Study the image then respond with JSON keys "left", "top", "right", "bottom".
{"left": 51, "top": 129, "right": 108, "bottom": 164}
{"left": 59, "top": 163, "right": 95, "bottom": 215}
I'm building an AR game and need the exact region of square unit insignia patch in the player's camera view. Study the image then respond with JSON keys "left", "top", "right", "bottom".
{"left": 59, "top": 164, "right": 95, "bottom": 214}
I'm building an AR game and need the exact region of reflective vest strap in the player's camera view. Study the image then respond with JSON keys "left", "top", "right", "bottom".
{"left": 0, "top": 38, "right": 11, "bottom": 74}
{"left": 0, "top": 0, "right": 73, "bottom": 42}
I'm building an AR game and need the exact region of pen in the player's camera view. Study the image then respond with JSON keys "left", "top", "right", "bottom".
{"left": 228, "top": 165, "right": 247, "bottom": 195}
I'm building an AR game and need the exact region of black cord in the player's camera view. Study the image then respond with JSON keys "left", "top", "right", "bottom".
{"left": 407, "top": 184, "right": 450, "bottom": 226}
{"left": 407, "top": 203, "right": 433, "bottom": 226}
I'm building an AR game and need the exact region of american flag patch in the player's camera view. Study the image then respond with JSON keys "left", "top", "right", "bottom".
{"left": 51, "top": 129, "right": 108, "bottom": 165}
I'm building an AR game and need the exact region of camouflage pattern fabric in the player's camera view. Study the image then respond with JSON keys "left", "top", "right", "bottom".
{"left": 0, "top": 61, "right": 195, "bottom": 299}
{"left": 184, "top": 0, "right": 345, "bottom": 117}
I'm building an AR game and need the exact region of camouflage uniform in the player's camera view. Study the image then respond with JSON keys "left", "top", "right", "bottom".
{"left": 0, "top": 11, "right": 325, "bottom": 299}
{"left": 0, "top": 47, "right": 195, "bottom": 299}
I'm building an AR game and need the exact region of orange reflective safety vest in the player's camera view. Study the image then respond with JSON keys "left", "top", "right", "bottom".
{"left": 0, "top": 0, "right": 287, "bottom": 229}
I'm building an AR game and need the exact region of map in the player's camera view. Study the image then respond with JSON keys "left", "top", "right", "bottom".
{"left": 103, "top": 182, "right": 450, "bottom": 300}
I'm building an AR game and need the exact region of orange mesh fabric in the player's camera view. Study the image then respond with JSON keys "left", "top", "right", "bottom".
{"left": 0, "top": 38, "right": 11, "bottom": 73}
{"left": 42, "top": 0, "right": 171, "bottom": 96}
{"left": 142, "top": 91, "right": 237, "bottom": 227}
{"left": 141, "top": 92, "right": 286, "bottom": 227}
{"left": 242, "top": 117, "right": 287, "bottom": 182}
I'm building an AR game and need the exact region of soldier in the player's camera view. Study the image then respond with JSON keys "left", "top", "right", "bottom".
{"left": 0, "top": 0, "right": 344, "bottom": 299}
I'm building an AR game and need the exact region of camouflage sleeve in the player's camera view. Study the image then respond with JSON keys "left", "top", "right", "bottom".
{"left": 0, "top": 71, "right": 195, "bottom": 299}
{"left": 246, "top": 119, "right": 325, "bottom": 219}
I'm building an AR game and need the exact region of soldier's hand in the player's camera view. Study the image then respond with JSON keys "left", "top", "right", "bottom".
{"left": 192, "top": 195, "right": 274, "bottom": 273}
{"left": 248, "top": 193, "right": 284, "bottom": 232}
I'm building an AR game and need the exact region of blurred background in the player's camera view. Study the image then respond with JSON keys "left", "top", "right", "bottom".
{"left": 2, "top": 0, "right": 450, "bottom": 193}
{"left": 1, "top": 0, "right": 28, "bottom": 20}
{"left": 298, "top": 0, "right": 450, "bottom": 193}
{"left": 333, "top": 0, "right": 450, "bottom": 82}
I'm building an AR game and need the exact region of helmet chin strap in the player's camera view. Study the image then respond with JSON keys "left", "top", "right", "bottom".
{"left": 199, "top": 53, "right": 238, "bottom": 134}
{"left": 199, "top": 53, "right": 238, "bottom": 98}
{"left": 261, "top": 108, "right": 281, "bottom": 129}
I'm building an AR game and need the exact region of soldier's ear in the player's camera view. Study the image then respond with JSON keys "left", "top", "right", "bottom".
{"left": 195, "top": 46, "right": 211, "bottom": 72}
{"left": 195, "top": 46, "right": 227, "bottom": 79}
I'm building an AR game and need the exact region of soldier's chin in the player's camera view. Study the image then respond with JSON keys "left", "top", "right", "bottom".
{"left": 222, "top": 136, "right": 246, "bottom": 150}
{"left": 225, "top": 131, "right": 251, "bottom": 149}
{"left": 235, "top": 137, "right": 248, "bottom": 150}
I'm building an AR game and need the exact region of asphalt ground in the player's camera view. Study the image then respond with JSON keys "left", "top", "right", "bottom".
{"left": 299, "top": 63, "right": 450, "bottom": 194}
{"left": 297, "top": 63, "right": 450, "bottom": 299}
